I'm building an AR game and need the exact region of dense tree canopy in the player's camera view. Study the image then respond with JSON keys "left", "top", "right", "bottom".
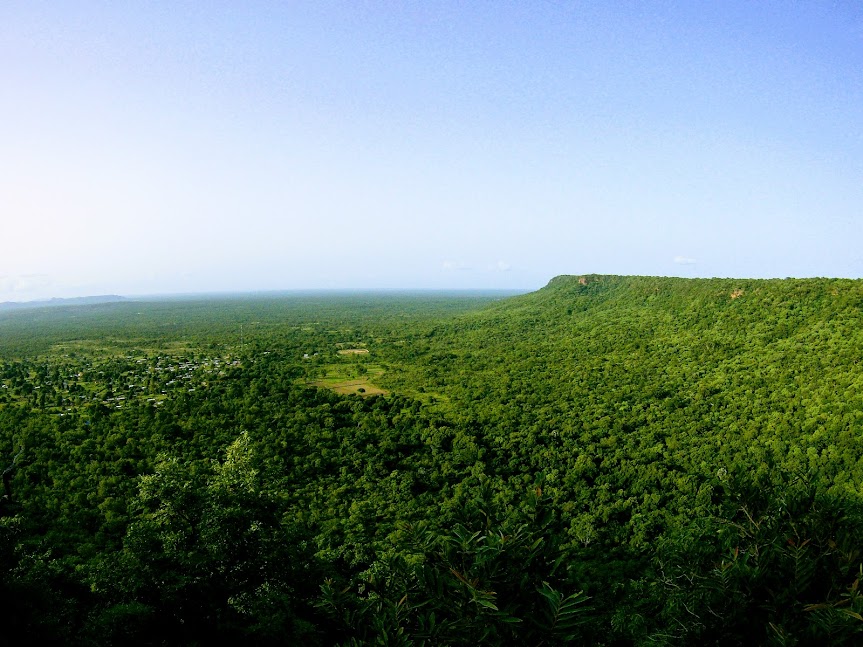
{"left": 1, "top": 276, "right": 862, "bottom": 644}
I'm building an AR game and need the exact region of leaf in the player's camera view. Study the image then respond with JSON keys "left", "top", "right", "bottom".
{"left": 538, "top": 581, "right": 590, "bottom": 636}
{"left": 475, "top": 597, "right": 498, "bottom": 611}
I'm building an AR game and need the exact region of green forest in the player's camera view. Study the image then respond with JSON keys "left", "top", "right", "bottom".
{"left": 2, "top": 275, "right": 863, "bottom": 645}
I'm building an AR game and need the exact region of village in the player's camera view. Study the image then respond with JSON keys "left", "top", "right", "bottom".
{"left": 0, "top": 352, "right": 242, "bottom": 413}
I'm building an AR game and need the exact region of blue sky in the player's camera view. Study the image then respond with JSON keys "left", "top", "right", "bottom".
{"left": 2, "top": 1, "right": 862, "bottom": 300}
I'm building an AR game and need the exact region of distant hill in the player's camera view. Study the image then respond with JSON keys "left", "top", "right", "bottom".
{"left": 0, "top": 294, "right": 128, "bottom": 311}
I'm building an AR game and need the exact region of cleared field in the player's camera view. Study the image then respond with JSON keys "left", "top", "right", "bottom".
{"left": 337, "top": 348, "right": 369, "bottom": 355}
{"left": 306, "top": 361, "right": 387, "bottom": 397}
{"left": 312, "top": 379, "right": 387, "bottom": 396}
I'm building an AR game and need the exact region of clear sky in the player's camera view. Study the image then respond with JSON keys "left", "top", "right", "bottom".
{"left": 2, "top": 1, "right": 862, "bottom": 301}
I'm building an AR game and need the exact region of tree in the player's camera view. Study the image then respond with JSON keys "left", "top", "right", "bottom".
{"left": 89, "top": 432, "right": 322, "bottom": 644}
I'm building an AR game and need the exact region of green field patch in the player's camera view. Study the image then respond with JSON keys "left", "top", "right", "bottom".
{"left": 312, "top": 379, "right": 387, "bottom": 397}
{"left": 335, "top": 341, "right": 366, "bottom": 349}
{"left": 304, "top": 361, "right": 386, "bottom": 397}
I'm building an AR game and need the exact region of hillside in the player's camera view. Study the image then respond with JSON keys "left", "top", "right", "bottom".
{"left": 374, "top": 274, "right": 863, "bottom": 640}
{"left": 384, "top": 275, "right": 863, "bottom": 507}
{"left": 1, "top": 279, "right": 863, "bottom": 644}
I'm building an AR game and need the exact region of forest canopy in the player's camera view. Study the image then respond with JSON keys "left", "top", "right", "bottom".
{"left": 2, "top": 276, "right": 863, "bottom": 645}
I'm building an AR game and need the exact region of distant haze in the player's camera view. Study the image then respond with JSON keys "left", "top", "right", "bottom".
{"left": 3, "top": 2, "right": 862, "bottom": 302}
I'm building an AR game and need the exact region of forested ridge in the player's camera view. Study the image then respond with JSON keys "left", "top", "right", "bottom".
{"left": 2, "top": 276, "right": 863, "bottom": 645}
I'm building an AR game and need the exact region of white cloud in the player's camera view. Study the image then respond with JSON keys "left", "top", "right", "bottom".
{"left": 673, "top": 256, "right": 697, "bottom": 265}
{"left": 0, "top": 274, "right": 57, "bottom": 303}
{"left": 493, "top": 260, "right": 511, "bottom": 272}
{"left": 0, "top": 274, "right": 52, "bottom": 293}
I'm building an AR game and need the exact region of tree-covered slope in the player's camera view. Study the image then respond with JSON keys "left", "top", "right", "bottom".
{"left": 384, "top": 274, "right": 863, "bottom": 506}
{"left": 372, "top": 275, "right": 863, "bottom": 641}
